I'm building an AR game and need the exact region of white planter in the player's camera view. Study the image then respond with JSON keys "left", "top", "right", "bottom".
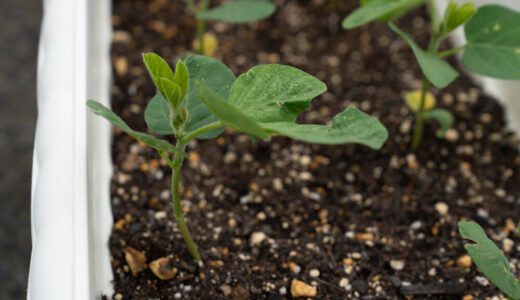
{"left": 28, "top": 0, "right": 113, "bottom": 299}
{"left": 28, "top": 0, "right": 520, "bottom": 299}
{"left": 436, "top": 0, "right": 520, "bottom": 133}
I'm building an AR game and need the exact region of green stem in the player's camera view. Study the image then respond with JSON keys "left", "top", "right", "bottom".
{"left": 438, "top": 45, "right": 466, "bottom": 57}
{"left": 157, "top": 150, "right": 174, "bottom": 168}
{"left": 197, "top": 0, "right": 210, "bottom": 55}
{"left": 171, "top": 142, "right": 202, "bottom": 261}
{"left": 181, "top": 121, "right": 222, "bottom": 143}
{"left": 197, "top": 18, "right": 207, "bottom": 55}
{"left": 411, "top": 77, "right": 430, "bottom": 150}
{"left": 428, "top": 0, "right": 437, "bottom": 34}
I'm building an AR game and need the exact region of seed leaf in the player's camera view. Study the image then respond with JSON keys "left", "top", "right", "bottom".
{"left": 197, "top": 0, "right": 276, "bottom": 23}
{"left": 195, "top": 81, "right": 270, "bottom": 139}
{"left": 342, "top": 0, "right": 424, "bottom": 29}
{"left": 87, "top": 100, "right": 185, "bottom": 157}
{"left": 182, "top": 55, "right": 236, "bottom": 139}
{"left": 261, "top": 107, "right": 388, "bottom": 149}
{"left": 389, "top": 22, "right": 459, "bottom": 88}
{"left": 459, "top": 222, "right": 520, "bottom": 299}
{"left": 145, "top": 94, "right": 174, "bottom": 135}
{"left": 421, "top": 108, "right": 454, "bottom": 138}
{"left": 463, "top": 5, "right": 520, "bottom": 79}
{"left": 229, "top": 64, "right": 326, "bottom": 123}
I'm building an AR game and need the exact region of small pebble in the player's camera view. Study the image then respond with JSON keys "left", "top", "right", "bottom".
{"left": 457, "top": 255, "right": 472, "bottom": 268}
{"left": 290, "top": 279, "right": 317, "bottom": 298}
{"left": 410, "top": 221, "right": 422, "bottom": 230}
{"left": 309, "top": 269, "right": 320, "bottom": 278}
{"left": 339, "top": 278, "right": 349, "bottom": 288}
{"left": 445, "top": 128, "right": 459, "bottom": 142}
{"left": 390, "top": 260, "right": 405, "bottom": 271}
{"left": 435, "top": 202, "right": 449, "bottom": 216}
{"left": 503, "top": 238, "right": 514, "bottom": 253}
{"left": 250, "top": 232, "right": 267, "bottom": 246}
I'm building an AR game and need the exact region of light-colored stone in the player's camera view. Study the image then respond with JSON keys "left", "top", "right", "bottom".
{"left": 291, "top": 279, "right": 317, "bottom": 298}
{"left": 309, "top": 269, "right": 320, "bottom": 278}
{"left": 435, "top": 202, "right": 449, "bottom": 216}
{"left": 503, "top": 238, "right": 514, "bottom": 253}
{"left": 445, "top": 128, "right": 459, "bottom": 142}
{"left": 457, "top": 255, "right": 472, "bottom": 268}
{"left": 390, "top": 260, "right": 405, "bottom": 271}
{"left": 250, "top": 232, "right": 267, "bottom": 246}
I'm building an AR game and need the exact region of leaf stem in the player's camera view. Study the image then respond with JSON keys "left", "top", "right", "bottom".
{"left": 181, "top": 121, "right": 222, "bottom": 143}
{"left": 428, "top": 0, "right": 437, "bottom": 34}
{"left": 438, "top": 45, "right": 466, "bottom": 57}
{"left": 411, "top": 77, "right": 430, "bottom": 150}
{"left": 157, "top": 150, "right": 174, "bottom": 168}
{"left": 171, "top": 142, "right": 202, "bottom": 261}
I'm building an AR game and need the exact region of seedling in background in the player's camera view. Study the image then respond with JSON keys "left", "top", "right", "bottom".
{"left": 88, "top": 53, "right": 388, "bottom": 260}
{"left": 183, "top": 0, "right": 276, "bottom": 56}
{"left": 343, "top": 0, "right": 520, "bottom": 150}
{"left": 459, "top": 222, "right": 520, "bottom": 300}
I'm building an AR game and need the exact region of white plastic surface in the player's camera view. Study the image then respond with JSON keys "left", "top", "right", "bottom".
{"left": 436, "top": 0, "right": 520, "bottom": 132}
{"left": 29, "top": 0, "right": 113, "bottom": 299}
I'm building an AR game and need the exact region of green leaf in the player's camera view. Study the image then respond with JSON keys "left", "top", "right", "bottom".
{"left": 463, "top": 5, "right": 520, "bottom": 79}
{"left": 174, "top": 60, "right": 189, "bottom": 102}
{"left": 182, "top": 55, "right": 236, "bottom": 139}
{"left": 159, "top": 77, "right": 183, "bottom": 109}
{"left": 422, "top": 108, "right": 454, "bottom": 138}
{"left": 389, "top": 22, "right": 459, "bottom": 88}
{"left": 195, "top": 81, "right": 270, "bottom": 139}
{"left": 229, "top": 64, "right": 327, "bottom": 123}
{"left": 144, "top": 94, "right": 174, "bottom": 135}
{"left": 342, "top": 0, "right": 424, "bottom": 29}
{"left": 261, "top": 107, "right": 388, "bottom": 149}
{"left": 442, "top": 1, "right": 476, "bottom": 33}
{"left": 459, "top": 222, "right": 520, "bottom": 299}
{"left": 87, "top": 100, "right": 185, "bottom": 157}
{"left": 142, "top": 53, "right": 177, "bottom": 106}
{"left": 197, "top": 0, "right": 276, "bottom": 23}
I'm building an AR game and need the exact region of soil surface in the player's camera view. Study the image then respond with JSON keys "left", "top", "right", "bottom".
{"left": 107, "top": 0, "right": 520, "bottom": 299}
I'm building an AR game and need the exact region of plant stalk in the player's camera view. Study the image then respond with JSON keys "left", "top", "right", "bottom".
{"left": 411, "top": 77, "right": 430, "bottom": 150}
{"left": 197, "top": 0, "right": 210, "bottom": 55}
{"left": 171, "top": 143, "right": 202, "bottom": 261}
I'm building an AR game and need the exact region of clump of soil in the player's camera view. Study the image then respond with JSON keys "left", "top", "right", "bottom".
{"left": 107, "top": 0, "right": 520, "bottom": 299}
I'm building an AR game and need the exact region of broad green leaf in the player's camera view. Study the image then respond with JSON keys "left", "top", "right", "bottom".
{"left": 174, "top": 60, "right": 189, "bottom": 102}
{"left": 261, "top": 107, "right": 388, "bottom": 149}
{"left": 229, "top": 64, "right": 326, "bottom": 123}
{"left": 422, "top": 108, "right": 454, "bottom": 138}
{"left": 463, "top": 5, "right": 520, "bottom": 79}
{"left": 195, "top": 81, "right": 269, "bottom": 139}
{"left": 86, "top": 100, "right": 185, "bottom": 157}
{"left": 342, "top": 0, "right": 424, "bottom": 29}
{"left": 197, "top": 0, "right": 276, "bottom": 23}
{"left": 182, "top": 55, "right": 236, "bottom": 139}
{"left": 389, "top": 22, "right": 459, "bottom": 88}
{"left": 143, "top": 53, "right": 176, "bottom": 105}
{"left": 459, "top": 222, "right": 520, "bottom": 299}
{"left": 442, "top": 1, "right": 476, "bottom": 33}
{"left": 144, "top": 94, "right": 174, "bottom": 135}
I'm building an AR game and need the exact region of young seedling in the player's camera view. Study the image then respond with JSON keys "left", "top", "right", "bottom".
{"left": 87, "top": 53, "right": 388, "bottom": 261}
{"left": 183, "top": 0, "right": 276, "bottom": 56}
{"left": 343, "top": 0, "right": 520, "bottom": 150}
{"left": 459, "top": 222, "right": 520, "bottom": 299}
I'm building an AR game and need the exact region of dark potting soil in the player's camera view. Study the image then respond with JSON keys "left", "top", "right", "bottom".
{"left": 107, "top": 0, "right": 520, "bottom": 299}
